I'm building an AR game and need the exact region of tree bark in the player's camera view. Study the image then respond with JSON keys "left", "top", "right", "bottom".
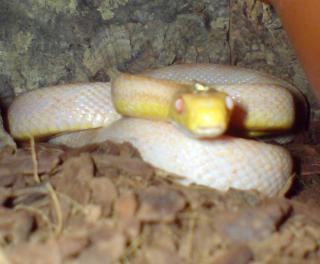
{"left": 0, "top": 0, "right": 313, "bottom": 110}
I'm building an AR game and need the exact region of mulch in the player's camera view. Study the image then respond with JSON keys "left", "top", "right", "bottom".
{"left": 0, "top": 123, "right": 319, "bottom": 264}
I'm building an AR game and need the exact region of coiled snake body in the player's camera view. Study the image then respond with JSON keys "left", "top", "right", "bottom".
{"left": 4, "top": 64, "right": 307, "bottom": 196}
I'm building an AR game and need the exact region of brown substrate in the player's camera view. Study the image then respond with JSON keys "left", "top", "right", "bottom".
{"left": 0, "top": 129, "right": 319, "bottom": 264}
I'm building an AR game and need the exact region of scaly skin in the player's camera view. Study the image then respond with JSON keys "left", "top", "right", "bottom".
{"left": 143, "top": 64, "right": 298, "bottom": 134}
{"left": 49, "top": 118, "right": 293, "bottom": 197}
{"left": 112, "top": 74, "right": 234, "bottom": 137}
{"left": 5, "top": 63, "right": 306, "bottom": 196}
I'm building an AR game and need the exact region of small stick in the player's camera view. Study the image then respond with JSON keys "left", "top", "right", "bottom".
{"left": 29, "top": 137, "right": 63, "bottom": 236}
{"left": 46, "top": 182, "right": 63, "bottom": 237}
{"left": 29, "top": 137, "right": 40, "bottom": 183}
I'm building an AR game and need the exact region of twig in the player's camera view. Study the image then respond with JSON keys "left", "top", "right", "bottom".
{"left": 29, "top": 137, "right": 40, "bottom": 183}
{"left": 46, "top": 183, "right": 63, "bottom": 237}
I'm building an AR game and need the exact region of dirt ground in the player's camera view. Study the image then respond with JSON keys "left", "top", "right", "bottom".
{"left": 0, "top": 123, "right": 319, "bottom": 264}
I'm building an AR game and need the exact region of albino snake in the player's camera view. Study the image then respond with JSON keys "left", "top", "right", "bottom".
{"left": 3, "top": 64, "right": 307, "bottom": 196}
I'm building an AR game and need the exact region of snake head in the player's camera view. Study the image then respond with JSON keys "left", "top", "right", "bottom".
{"left": 169, "top": 88, "right": 235, "bottom": 138}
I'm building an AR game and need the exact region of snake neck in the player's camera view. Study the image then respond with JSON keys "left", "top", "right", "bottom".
{"left": 112, "top": 73, "right": 189, "bottom": 121}
{"left": 112, "top": 74, "right": 235, "bottom": 138}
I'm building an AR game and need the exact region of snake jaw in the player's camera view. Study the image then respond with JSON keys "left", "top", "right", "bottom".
{"left": 193, "top": 126, "right": 227, "bottom": 138}
{"left": 171, "top": 120, "right": 226, "bottom": 139}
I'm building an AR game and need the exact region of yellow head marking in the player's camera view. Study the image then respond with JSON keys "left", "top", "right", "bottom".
{"left": 194, "top": 83, "right": 210, "bottom": 92}
{"left": 169, "top": 84, "right": 234, "bottom": 138}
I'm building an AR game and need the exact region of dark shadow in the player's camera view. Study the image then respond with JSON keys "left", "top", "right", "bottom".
{"left": 229, "top": 102, "right": 247, "bottom": 130}
{"left": 285, "top": 154, "right": 304, "bottom": 198}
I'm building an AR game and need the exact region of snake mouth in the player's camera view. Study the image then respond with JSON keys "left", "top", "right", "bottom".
{"left": 171, "top": 121, "right": 226, "bottom": 138}
{"left": 194, "top": 126, "right": 225, "bottom": 138}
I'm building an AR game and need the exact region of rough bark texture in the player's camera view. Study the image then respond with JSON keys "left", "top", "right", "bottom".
{"left": 0, "top": 0, "right": 315, "bottom": 111}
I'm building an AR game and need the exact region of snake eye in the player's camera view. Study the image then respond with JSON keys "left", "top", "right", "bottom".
{"left": 225, "top": 96, "right": 234, "bottom": 110}
{"left": 175, "top": 98, "right": 184, "bottom": 113}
